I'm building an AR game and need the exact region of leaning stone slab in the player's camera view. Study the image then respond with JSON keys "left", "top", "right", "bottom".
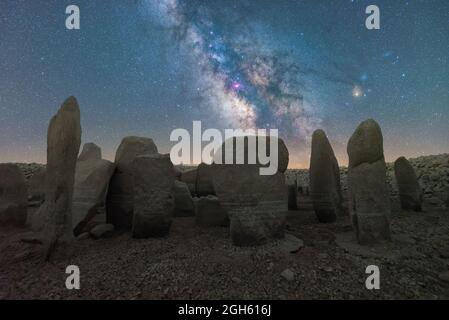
{"left": 78, "top": 142, "right": 101, "bottom": 161}
{"left": 0, "top": 164, "right": 27, "bottom": 226}
{"left": 131, "top": 154, "right": 175, "bottom": 238}
{"left": 394, "top": 156, "right": 423, "bottom": 211}
{"left": 106, "top": 136, "right": 158, "bottom": 229}
{"left": 72, "top": 149, "right": 115, "bottom": 235}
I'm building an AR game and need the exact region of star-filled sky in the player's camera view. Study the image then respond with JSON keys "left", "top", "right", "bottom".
{"left": 1, "top": 0, "right": 448, "bottom": 167}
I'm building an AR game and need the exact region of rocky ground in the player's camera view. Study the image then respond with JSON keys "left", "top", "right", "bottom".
{"left": 1, "top": 193, "right": 449, "bottom": 299}
{"left": 1, "top": 156, "right": 448, "bottom": 300}
{"left": 293, "top": 154, "right": 449, "bottom": 206}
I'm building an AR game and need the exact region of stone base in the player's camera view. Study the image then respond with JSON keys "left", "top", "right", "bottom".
{"left": 229, "top": 202, "right": 286, "bottom": 247}
{"left": 314, "top": 208, "right": 337, "bottom": 223}
{"left": 353, "top": 213, "right": 391, "bottom": 245}
{"left": 132, "top": 214, "right": 172, "bottom": 238}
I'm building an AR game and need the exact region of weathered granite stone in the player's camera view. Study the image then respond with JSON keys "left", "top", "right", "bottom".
{"left": 394, "top": 156, "right": 423, "bottom": 211}
{"left": 196, "top": 163, "right": 215, "bottom": 196}
{"left": 0, "top": 164, "right": 27, "bottom": 226}
{"left": 288, "top": 183, "right": 298, "bottom": 210}
{"left": 38, "top": 96, "right": 81, "bottom": 260}
{"left": 309, "top": 129, "right": 343, "bottom": 222}
{"left": 131, "top": 154, "right": 175, "bottom": 238}
{"left": 194, "top": 195, "right": 228, "bottom": 227}
{"left": 72, "top": 152, "right": 115, "bottom": 235}
{"left": 78, "top": 142, "right": 101, "bottom": 161}
{"left": 106, "top": 136, "right": 158, "bottom": 229}
{"left": 347, "top": 119, "right": 391, "bottom": 245}
{"left": 173, "top": 180, "right": 194, "bottom": 217}
{"left": 27, "top": 167, "right": 46, "bottom": 205}
{"left": 179, "top": 163, "right": 215, "bottom": 196}
{"left": 229, "top": 204, "right": 287, "bottom": 247}
{"left": 212, "top": 136, "right": 288, "bottom": 246}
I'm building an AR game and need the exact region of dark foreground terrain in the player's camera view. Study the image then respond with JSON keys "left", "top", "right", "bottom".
{"left": 1, "top": 194, "right": 449, "bottom": 300}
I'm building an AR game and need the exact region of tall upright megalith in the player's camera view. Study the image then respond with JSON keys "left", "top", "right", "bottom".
{"left": 347, "top": 119, "right": 391, "bottom": 245}
{"left": 394, "top": 156, "right": 423, "bottom": 211}
{"left": 211, "top": 135, "right": 288, "bottom": 246}
{"left": 131, "top": 154, "right": 175, "bottom": 238}
{"left": 309, "top": 129, "right": 343, "bottom": 222}
{"left": 106, "top": 136, "right": 158, "bottom": 229}
{"left": 40, "top": 96, "right": 81, "bottom": 260}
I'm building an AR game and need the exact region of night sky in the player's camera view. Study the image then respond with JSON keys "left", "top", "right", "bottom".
{"left": 1, "top": 0, "right": 448, "bottom": 167}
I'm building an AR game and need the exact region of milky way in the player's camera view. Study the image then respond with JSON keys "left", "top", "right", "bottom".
{"left": 141, "top": 0, "right": 321, "bottom": 140}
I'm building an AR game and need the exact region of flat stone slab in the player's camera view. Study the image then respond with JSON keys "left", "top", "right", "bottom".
{"left": 335, "top": 232, "right": 425, "bottom": 260}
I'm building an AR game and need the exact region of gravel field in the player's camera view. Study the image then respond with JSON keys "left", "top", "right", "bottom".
{"left": 1, "top": 194, "right": 449, "bottom": 300}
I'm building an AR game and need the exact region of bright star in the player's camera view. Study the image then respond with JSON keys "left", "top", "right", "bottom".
{"left": 352, "top": 86, "right": 363, "bottom": 98}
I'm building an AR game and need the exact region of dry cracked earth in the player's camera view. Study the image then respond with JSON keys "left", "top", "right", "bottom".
{"left": 1, "top": 193, "right": 449, "bottom": 300}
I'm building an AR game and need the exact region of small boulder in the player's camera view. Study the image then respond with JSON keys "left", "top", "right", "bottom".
{"left": 89, "top": 223, "right": 114, "bottom": 239}
{"left": 281, "top": 269, "right": 295, "bottom": 281}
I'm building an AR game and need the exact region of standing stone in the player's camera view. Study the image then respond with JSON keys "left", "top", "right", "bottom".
{"left": 72, "top": 143, "right": 115, "bottom": 235}
{"left": 106, "top": 136, "right": 158, "bottom": 229}
{"left": 212, "top": 136, "right": 288, "bottom": 246}
{"left": 309, "top": 129, "right": 343, "bottom": 222}
{"left": 196, "top": 163, "right": 215, "bottom": 196}
{"left": 194, "top": 195, "right": 228, "bottom": 227}
{"left": 78, "top": 142, "right": 101, "bottom": 161}
{"left": 173, "top": 180, "right": 194, "bottom": 217}
{"left": 40, "top": 96, "right": 81, "bottom": 260}
{"left": 131, "top": 154, "right": 175, "bottom": 238}
{"left": 288, "top": 182, "right": 298, "bottom": 210}
{"left": 394, "top": 156, "right": 423, "bottom": 211}
{"left": 180, "top": 168, "right": 197, "bottom": 195}
{"left": 0, "top": 164, "right": 27, "bottom": 226}
{"left": 179, "top": 163, "right": 215, "bottom": 196}
{"left": 347, "top": 119, "right": 391, "bottom": 245}
{"left": 445, "top": 187, "right": 449, "bottom": 209}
